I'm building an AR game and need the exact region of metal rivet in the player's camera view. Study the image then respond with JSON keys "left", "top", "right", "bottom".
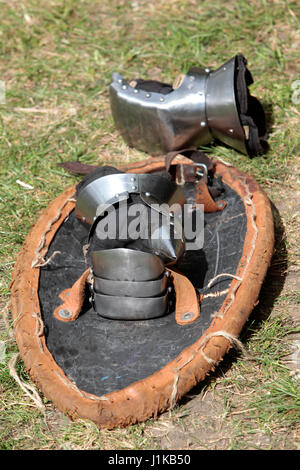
{"left": 146, "top": 93, "right": 151, "bottom": 98}
{"left": 181, "top": 311, "right": 194, "bottom": 321}
{"left": 200, "top": 121, "right": 206, "bottom": 127}
{"left": 198, "top": 91, "right": 204, "bottom": 96}
{"left": 159, "top": 97, "right": 164, "bottom": 102}
{"left": 145, "top": 191, "right": 151, "bottom": 197}
{"left": 133, "top": 88, "right": 139, "bottom": 93}
{"left": 229, "top": 128, "right": 234, "bottom": 133}
{"left": 130, "top": 176, "right": 136, "bottom": 182}
{"left": 223, "top": 67, "right": 227, "bottom": 71}
{"left": 58, "top": 308, "right": 73, "bottom": 319}
{"left": 205, "top": 68, "right": 210, "bottom": 73}
{"left": 118, "top": 79, "right": 122, "bottom": 84}
{"left": 122, "top": 85, "right": 127, "bottom": 90}
{"left": 165, "top": 270, "right": 170, "bottom": 277}
{"left": 115, "top": 193, "right": 119, "bottom": 197}
{"left": 131, "top": 185, "right": 137, "bottom": 190}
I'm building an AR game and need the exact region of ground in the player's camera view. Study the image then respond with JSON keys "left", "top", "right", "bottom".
{"left": 0, "top": 0, "right": 299, "bottom": 450}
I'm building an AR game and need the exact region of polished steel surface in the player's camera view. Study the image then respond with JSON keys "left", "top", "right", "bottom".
{"left": 93, "top": 273, "right": 168, "bottom": 297}
{"left": 206, "top": 56, "right": 247, "bottom": 154}
{"left": 91, "top": 248, "right": 165, "bottom": 281}
{"left": 93, "top": 291, "right": 168, "bottom": 320}
{"left": 150, "top": 220, "right": 185, "bottom": 264}
{"left": 110, "top": 69, "right": 211, "bottom": 155}
{"left": 109, "top": 55, "right": 248, "bottom": 155}
{"left": 76, "top": 172, "right": 185, "bottom": 225}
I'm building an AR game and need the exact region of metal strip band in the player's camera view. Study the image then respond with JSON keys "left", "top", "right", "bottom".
{"left": 93, "top": 273, "right": 168, "bottom": 298}
{"left": 93, "top": 291, "right": 168, "bottom": 320}
{"left": 75, "top": 172, "right": 185, "bottom": 225}
{"left": 206, "top": 56, "right": 247, "bottom": 154}
{"left": 91, "top": 248, "right": 165, "bottom": 281}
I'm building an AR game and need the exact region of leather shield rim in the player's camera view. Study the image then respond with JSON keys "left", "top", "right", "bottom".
{"left": 10, "top": 159, "right": 274, "bottom": 428}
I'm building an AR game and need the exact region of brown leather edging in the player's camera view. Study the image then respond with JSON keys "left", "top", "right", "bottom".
{"left": 10, "top": 159, "right": 274, "bottom": 429}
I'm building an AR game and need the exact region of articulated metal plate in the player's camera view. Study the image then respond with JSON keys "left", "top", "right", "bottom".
{"left": 91, "top": 248, "right": 165, "bottom": 281}
{"left": 110, "top": 68, "right": 211, "bottom": 155}
{"left": 93, "top": 291, "right": 168, "bottom": 320}
{"left": 93, "top": 273, "right": 168, "bottom": 298}
{"left": 150, "top": 221, "right": 185, "bottom": 263}
{"left": 76, "top": 173, "right": 185, "bottom": 225}
{"left": 206, "top": 56, "right": 247, "bottom": 154}
{"left": 110, "top": 55, "right": 248, "bottom": 155}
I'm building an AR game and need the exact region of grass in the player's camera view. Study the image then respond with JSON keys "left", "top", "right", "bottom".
{"left": 0, "top": 0, "right": 300, "bottom": 450}
{"left": 221, "top": 319, "right": 300, "bottom": 449}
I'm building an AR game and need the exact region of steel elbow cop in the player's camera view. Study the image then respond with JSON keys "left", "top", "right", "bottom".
{"left": 75, "top": 170, "right": 187, "bottom": 320}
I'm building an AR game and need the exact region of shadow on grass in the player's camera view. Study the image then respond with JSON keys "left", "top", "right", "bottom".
{"left": 262, "top": 101, "right": 275, "bottom": 136}
{"left": 179, "top": 200, "right": 288, "bottom": 403}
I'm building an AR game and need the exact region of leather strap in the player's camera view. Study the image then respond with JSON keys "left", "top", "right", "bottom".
{"left": 53, "top": 268, "right": 90, "bottom": 322}
{"left": 165, "top": 148, "right": 215, "bottom": 173}
{"left": 195, "top": 175, "right": 226, "bottom": 212}
{"left": 166, "top": 267, "right": 201, "bottom": 325}
{"left": 54, "top": 267, "right": 201, "bottom": 326}
{"left": 165, "top": 151, "right": 226, "bottom": 213}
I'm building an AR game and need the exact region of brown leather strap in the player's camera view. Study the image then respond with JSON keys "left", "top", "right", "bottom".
{"left": 173, "top": 163, "right": 197, "bottom": 185}
{"left": 166, "top": 267, "right": 201, "bottom": 325}
{"left": 195, "top": 176, "right": 226, "bottom": 212}
{"left": 54, "top": 267, "right": 201, "bottom": 326}
{"left": 165, "top": 149, "right": 215, "bottom": 173}
{"left": 53, "top": 268, "right": 90, "bottom": 322}
{"left": 165, "top": 148, "right": 198, "bottom": 173}
{"left": 171, "top": 163, "right": 226, "bottom": 213}
{"left": 58, "top": 161, "right": 99, "bottom": 175}
{"left": 165, "top": 151, "right": 226, "bottom": 213}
